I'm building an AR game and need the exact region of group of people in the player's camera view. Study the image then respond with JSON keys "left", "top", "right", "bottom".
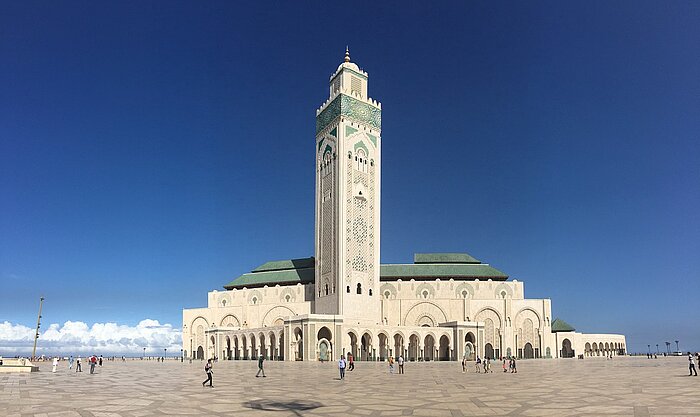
{"left": 461, "top": 356, "right": 517, "bottom": 373}
{"left": 51, "top": 354, "right": 103, "bottom": 374}
{"left": 202, "top": 353, "right": 269, "bottom": 387}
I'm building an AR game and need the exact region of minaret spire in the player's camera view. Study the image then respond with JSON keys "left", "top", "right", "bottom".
{"left": 344, "top": 46, "right": 350, "bottom": 63}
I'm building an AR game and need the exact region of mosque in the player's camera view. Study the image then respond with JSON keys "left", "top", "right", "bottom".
{"left": 182, "top": 51, "right": 626, "bottom": 362}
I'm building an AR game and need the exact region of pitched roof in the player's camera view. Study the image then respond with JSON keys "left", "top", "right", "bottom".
{"left": 551, "top": 318, "right": 576, "bottom": 332}
{"left": 380, "top": 263, "right": 507, "bottom": 280}
{"left": 414, "top": 253, "right": 481, "bottom": 264}
{"left": 223, "top": 253, "right": 509, "bottom": 289}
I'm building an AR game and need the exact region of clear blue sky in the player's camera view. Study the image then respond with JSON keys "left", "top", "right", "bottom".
{"left": 1, "top": 1, "right": 698, "bottom": 354}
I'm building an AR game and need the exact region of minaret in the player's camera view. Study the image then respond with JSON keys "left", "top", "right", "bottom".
{"left": 314, "top": 49, "right": 382, "bottom": 323}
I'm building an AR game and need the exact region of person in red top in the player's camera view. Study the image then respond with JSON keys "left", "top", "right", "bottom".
{"left": 89, "top": 355, "right": 97, "bottom": 374}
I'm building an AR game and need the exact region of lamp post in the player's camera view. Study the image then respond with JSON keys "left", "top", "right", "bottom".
{"left": 164, "top": 348, "right": 167, "bottom": 360}
{"left": 665, "top": 341, "right": 670, "bottom": 355}
{"left": 656, "top": 344, "right": 659, "bottom": 354}
{"left": 181, "top": 348, "right": 183, "bottom": 362}
{"left": 675, "top": 340, "right": 679, "bottom": 352}
{"left": 647, "top": 344, "right": 650, "bottom": 356}
{"left": 32, "top": 297, "right": 44, "bottom": 360}
{"left": 143, "top": 347, "right": 146, "bottom": 360}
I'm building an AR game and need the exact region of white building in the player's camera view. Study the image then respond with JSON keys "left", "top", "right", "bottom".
{"left": 182, "top": 51, "right": 626, "bottom": 362}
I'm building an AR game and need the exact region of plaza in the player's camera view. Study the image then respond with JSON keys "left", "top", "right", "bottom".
{"left": 1, "top": 356, "right": 697, "bottom": 416}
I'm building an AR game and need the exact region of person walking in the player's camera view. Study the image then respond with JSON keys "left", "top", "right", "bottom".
{"left": 388, "top": 356, "right": 395, "bottom": 374}
{"left": 689, "top": 353, "right": 698, "bottom": 376}
{"left": 338, "top": 355, "right": 346, "bottom": 380}
{"left": 462, "top": 356, "right": 467, "bottom": 373}
{"left": 89, "top": 355, "right": 97, "bottom": 374}
{"left": 502, "top": 357, "right": 508, "bottom": 373}
{"left": 348, "top": 353, "right": 355, "bottom": 371}
{"left": 256, "top": 354, "right": 266, "bottom": 377}
{"left": 68, "top": 355, "right": 74, "bottom": 370}
{"left": 99, "top": 355, "right": 103, "bottom": 367}
{"left": 75, "top": 356, "right": 82, "bottom": 372}
{"left": 52, "top": 357, "right": 58, "bottom": 373}
{"left": 475, "top": 356, "right": 481, "bottom": 373}
{"left": 398, "top": 355, "right": 404, "bottom": 374}
{"left": 510, "top": 357, "right": 517, "bottom": 373}
{"left": 202, "top": 359, "right": 213, "bottom": 387}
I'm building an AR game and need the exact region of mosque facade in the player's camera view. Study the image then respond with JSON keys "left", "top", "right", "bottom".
{"left": 182, "top": 52, "right": 626, "bottom": 362}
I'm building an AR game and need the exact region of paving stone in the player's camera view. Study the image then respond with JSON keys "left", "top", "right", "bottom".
{"left": 0, "top": 357, "right": 697, "bottom": 416}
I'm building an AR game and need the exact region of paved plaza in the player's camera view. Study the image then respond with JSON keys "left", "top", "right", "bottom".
{"left": 1, "top": 356, "right": 698, "bottom": 417}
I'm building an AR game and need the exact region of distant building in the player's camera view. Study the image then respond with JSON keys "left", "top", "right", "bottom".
{"left": 182, "top": 51, "right": 626, "bottom": 362}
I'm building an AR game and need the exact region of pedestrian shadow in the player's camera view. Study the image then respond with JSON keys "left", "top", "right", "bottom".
{"left": 242, "top": 399, "right": 323, "bottom": 416}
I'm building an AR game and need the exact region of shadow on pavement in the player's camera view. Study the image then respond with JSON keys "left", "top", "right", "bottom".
{"left": 243, "top": 399, "right": 323, "bottom": 415}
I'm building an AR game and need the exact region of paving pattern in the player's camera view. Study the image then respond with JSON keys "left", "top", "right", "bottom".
{"left": 1, "top": 356, "right": 698, "bottom": 416}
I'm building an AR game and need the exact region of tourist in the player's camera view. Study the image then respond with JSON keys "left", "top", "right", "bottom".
{"left": 99, "top": 355, "right": 103, "bottom": 367}
{"left": 485, "top": 357, "right": 491, "bottom": 373}
{"left": 462, "top": 356, "right": 467, "bottom": 373}
{"left": 68, "top": 355, "right": 73, "bottom": 370}
{"left": 202, "top": 359, "right": 213, "bottom": 387}
{"left": 76, "top": 356, "right": 82, "bottom": 372}
{"left": 398, "top": 354, "right": 404, "bottom": 374}
{"left": 475, "top": 356, "right": 481, "bottom": 373}
{"left": 388, "top": 356, "right": 394, "bottom": 373}
{"left": 52, "top": 356, "right": 58, "bottom": 373}
{"left": 338, "top": 354, "right": 346, "bottom": 380}
{"left": 689, "top": 353, "right": 697, "bottom": 376}
{"left": 510, "top": 357, "right": 517, "bottom": 373}
{"left": 89, "top": 355, "right": 97, "bottom": 374}
{"left": 348, "top": 353, "right": 355, "bottom": 371}
{"left": 502, "top": 357, "right": 507, "bottom": 373}
{"left": 256, "top": 354, "right": 266, "bottom": 377}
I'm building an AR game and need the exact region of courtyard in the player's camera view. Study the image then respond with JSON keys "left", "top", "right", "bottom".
{"left": 1, "top": 356, "right": 697, "bottom": 417}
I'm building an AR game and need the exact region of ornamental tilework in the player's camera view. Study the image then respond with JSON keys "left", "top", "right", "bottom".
{"left": 316, "top": 94, "right": 381, "bottom": 134}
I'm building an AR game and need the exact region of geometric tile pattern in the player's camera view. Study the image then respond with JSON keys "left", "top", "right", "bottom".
{"left": 1, "top": 357, "right": 697, "bottom": 416}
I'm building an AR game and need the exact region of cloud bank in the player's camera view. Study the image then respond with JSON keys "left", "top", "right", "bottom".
{"left": 0, "top": 319, "right": 182, "bottom": 356}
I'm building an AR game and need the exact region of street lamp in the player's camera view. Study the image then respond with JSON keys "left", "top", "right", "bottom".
{"left": 675, "top": 340, "right": 680, "bottom": 352}
{"left": 143, "top": 347, "right": 146, "bottom": 360}
{"left": 180, "top": 348, "right": 183, "bottom": 362}
{"left": 656, "top": 344, "right": 659, "bottom": 354}
{"left": 164, "top": 348, "right": 167, "bottom": 360}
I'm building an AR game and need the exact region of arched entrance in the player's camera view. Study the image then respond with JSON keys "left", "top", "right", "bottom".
{"left": 242, "top": 335, "right": 248, "bottom": 360}
{"left": 378, "top": 333, "right": 389, "bottom": 360}
{"left": 424, "top": 335, "right": 435, "bottom": 361}
{"left": 269, "top": 332, "right": 277, "bottom": 360}
{"left": 484, "top": 343, "right": 494, "bottom": 359}
{"left": 250, "top": 334, "right": 257, "bottom": 358}
{"left": 278, "top": 333, "right": 284, "bottom": 360}
{"left": 394, "top": 334, "right": 404, "bottom": 359}
{"left": 348, "top": 332, "right": 358, "bottom": 359}
{"left": 408, "top": 334, "right": 419, "bottom": 361}
{"left": 233, "top": 336, "right": 240, "bottom": 360}
{"left": 361, "top": 333, "right": 372, "bottom": 361}
{"left": 196, "top": 346, "right": 204, "bottom": 359}
{"left": 439, "top": 335, "right": 450, "bottom": 361}
{"left": 464, "top": 331, "right": 476, "bottom": 360}
{"left": 524, "top": 342, "right": 534, "bottom": 359}
{"left": 561, "top": 339, "right": 574, "bottom": 358}
{"left": 317, "top": 326, "right": 332, "bottom": 362}
{"left": 226, "top": 336, "right": 231, "bottom": 360}
{"left": 294, "top": 327, "right": 303, "bottom": 361}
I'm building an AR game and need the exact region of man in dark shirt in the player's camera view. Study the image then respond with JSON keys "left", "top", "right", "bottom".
{"left": 256, "top": 354, "right": 266, "bottom": 377}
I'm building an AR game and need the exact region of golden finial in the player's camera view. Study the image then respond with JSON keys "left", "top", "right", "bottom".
{"left": 344, "top": 46, "right": 350, "bottom": 63}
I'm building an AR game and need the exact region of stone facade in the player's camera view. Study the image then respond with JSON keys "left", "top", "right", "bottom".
{"left": 182, "top": 51, "right": 626, "bottom": 362}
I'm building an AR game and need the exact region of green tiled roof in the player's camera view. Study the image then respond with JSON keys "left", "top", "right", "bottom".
{"left": 224, "top": 268, "right": 315, "bottom": 289}
{"left": 551, "top": 318, "right": 576, "bottom": 332}
{"left": 224, "top": 253, "right": 509, "bottom": 289}
{"left": 414, "top": 253, "right": 481, "bottom": 264}
{"left": 252, "top": 257, "right": 315, "bottom": 272}
{"left": 380, "top": 263, "right": 507, "bottom": 280}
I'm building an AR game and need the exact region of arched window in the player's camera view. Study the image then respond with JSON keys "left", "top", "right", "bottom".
{"left": 285, "top": 294, "right": 291, "bottom": 302}
{"left": 369, "top": 289, "right": 373, "bottom": 296}
{"left": 325, "top": 284, "right": 329, "bottom": 296}
{"left": 347, "top": 286, "right": 350, "bottom": 293}
{"left": 384, "top": 291, "right": 390, "bottom": 299}
{"left": 221, "top": 299, "right": 227, "bottom": 307}
{"left": 422, "top": 290, "right": 429, "bottom": 299}
{"left": 356, "top": 283, "right": 362, "bottom": 294}
{"left": 252, "top": 296, "right": 258, "bottom": 305}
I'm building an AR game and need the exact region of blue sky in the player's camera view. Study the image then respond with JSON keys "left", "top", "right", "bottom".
{"left": 1, "top": 1, "right": 698, "bottom": 355}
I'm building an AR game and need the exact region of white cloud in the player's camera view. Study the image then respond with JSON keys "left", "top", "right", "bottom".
{"left": 0, "top": 319, "right": 181, "bottom": 356}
